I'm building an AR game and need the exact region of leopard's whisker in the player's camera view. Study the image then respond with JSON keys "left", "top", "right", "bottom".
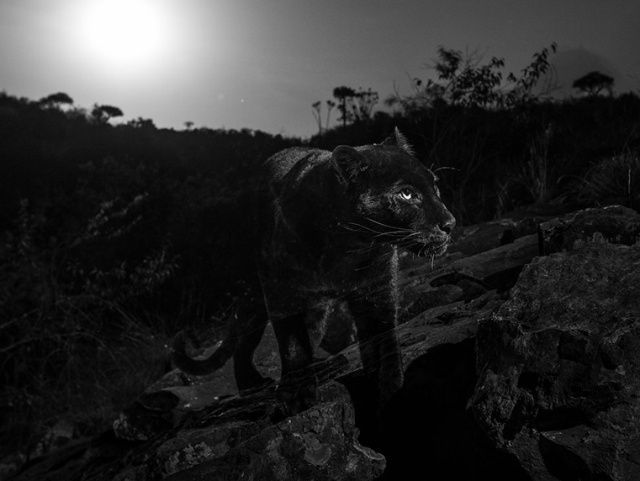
{"left": 373, "top": 229, "right": 418, "bottom": 239}
{"left": 364, "top": 217, "right": 413, "bottom": 231}
{"left": 343, "top": 221, "right": 386, "bottom": 235}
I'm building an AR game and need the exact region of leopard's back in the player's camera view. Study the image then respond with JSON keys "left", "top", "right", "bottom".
{"left": 264, "top": 147, "right": 330, "bottom": 195}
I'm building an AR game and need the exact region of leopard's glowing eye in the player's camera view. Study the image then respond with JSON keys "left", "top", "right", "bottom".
{"left": 398, "top": 189, "right": 414, "bottom": 201}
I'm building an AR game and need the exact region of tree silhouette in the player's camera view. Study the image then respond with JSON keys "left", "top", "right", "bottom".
{"left": 505, "top": 42, "right": 557, "bottom": 106}
{"left": 352, "top": 88, "right": 379, "bottom": 122}
{"left": 325, "top": 100, "right": 336, "bottom": 131}
{"left": 572, "top": 71, "right": 614, "bottom": 97}
{"left": 91, "top": 104, "right": 124, "bottom": 123}
{"left": 38, "top": 92, "right": 73, "bottom": 109}
{"left": 127, "top": 117, "right": 156, "bottom": 129}
{"left": 333, "top": 86, "right": 357, "bottom": 127}
{"left": 312, "top": 101, "right": 322, "bottom": 134}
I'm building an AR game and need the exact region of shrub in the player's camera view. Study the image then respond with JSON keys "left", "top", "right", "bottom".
{"left": 574, "top": 152, "right": 640, "bottom": 210}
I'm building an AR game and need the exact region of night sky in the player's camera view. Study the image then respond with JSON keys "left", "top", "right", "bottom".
{"left": 1, "top": 0, "right": 639, "bottom": 137}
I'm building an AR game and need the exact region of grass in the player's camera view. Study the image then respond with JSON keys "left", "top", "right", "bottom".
{"left": 0, "top": 311, "right": 171, "bottom": 462}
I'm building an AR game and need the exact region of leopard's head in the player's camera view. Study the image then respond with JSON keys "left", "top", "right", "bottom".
{"left": 333, "top": 129, "right": 455, "bottom": 257}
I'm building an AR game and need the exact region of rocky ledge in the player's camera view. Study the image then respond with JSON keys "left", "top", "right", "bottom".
{"left": 10, "top": 205, "right": 640, "bottom": 481}
{"left": 472, "top": 240, "right": 640, "bottom": 480}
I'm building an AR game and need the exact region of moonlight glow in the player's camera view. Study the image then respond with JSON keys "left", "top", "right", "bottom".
{"left": 71, "top": 0, "right": 170, "bottom": 78}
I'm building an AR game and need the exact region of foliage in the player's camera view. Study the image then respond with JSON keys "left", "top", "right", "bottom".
{"left": 572, "top": 71, "right": 615, "bottom": 97}
{"left": 315, "top": 92, "right": 640, "bottom": 222}
{"left": 312, "top": 101, "right": 322, "bottom": 134}
{"left": 332, "top": 86, "right": 357, "bottom": 127}
{"left": 38, "top": 92, "right": 74, "bottom": 109}
{"left": 0, "top": 196, "right": 175, "bottom": 456}
{"left": 574, "top": 152, "right": 640, "bottom": 210}
{"left": 0, "top": 91, "right": 297, "bottom": 458}
{"left": 503, "top": 43, "right": 558, "bottom": 106}
{"left": 387, "top": 43, "right": 557, "bottom": 111}
{"left": 311, "top": 99, "right": 337, "bottom": 134}
{"left": 328, "top": 86, "right": 379, "bottom": 128}
{"left": 91, "top": 104, "right": 124, "bottom": 123}
{"left": 127, "top": 117, "right": 157, "bottom": 129}
{"left": 352, "top": 88, "right": 379, "bottom": 121}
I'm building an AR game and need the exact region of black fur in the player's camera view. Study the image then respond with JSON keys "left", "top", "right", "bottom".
{"left": 173, "top": 131, "right": 456, "bottom": 412}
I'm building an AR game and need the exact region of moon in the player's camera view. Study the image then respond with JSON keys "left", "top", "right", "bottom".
{"left": 70, "top": 0, "right": 170, "bottom": 78}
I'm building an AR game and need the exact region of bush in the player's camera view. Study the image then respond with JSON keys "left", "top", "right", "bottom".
{"left": 574, "top": 152, "right": 640, "bottom": 211}
{"left": 0, "top": 198, "right": 175, "bottom": 457}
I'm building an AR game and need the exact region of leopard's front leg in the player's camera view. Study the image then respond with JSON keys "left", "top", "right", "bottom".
{"left": 271, "top": 313, "right": 318, "bottom": 415}
{"left": 348, "top": 262, "right": 403, "bottom": 411}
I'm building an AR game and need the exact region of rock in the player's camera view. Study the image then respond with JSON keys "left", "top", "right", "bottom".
{"left": 113, "top": 390, "right": 181, "bottom": 441}
{"left": 539, "top": 204, "right": 640, "bottom": 254}
{"left": 131, "top": 321, "right": 284, "bottom": 436}
{"left": 470, "top": 240, "right": 640, "bottom": 481}
{"left": 15, "top": 384, "right": 384, "bottom": 481}
{"left": 116, "top": 382, "right": 385, "bottom": 481}
{"left": 401, "top": 232, "right": 540, "bottom": 308}
{"left": 449, "top": 217, "right": 543, "bottom": 256}
{"left": 0, "top": 453, "right": 26, "bottom": 480}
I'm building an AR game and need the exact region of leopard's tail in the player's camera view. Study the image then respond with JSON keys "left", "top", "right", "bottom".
{"left": 172, "top": 329, "right": 237, "bottom": 376}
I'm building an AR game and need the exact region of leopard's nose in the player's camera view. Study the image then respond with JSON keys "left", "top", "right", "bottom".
{"left": 438, "top": 215, "right": 456, "bottom": 235}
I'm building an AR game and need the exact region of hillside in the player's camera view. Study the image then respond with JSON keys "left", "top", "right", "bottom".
{"left": 1, "top": 86, "right": 640, "bottom": 477}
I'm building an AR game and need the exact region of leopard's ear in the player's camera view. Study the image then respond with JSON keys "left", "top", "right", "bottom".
{"left": 381, "top": 127, "right": 414, "bottom": 156}
{"left": 332, "top": 145, "right": 368, "bottom": 185}
{"left": 394, "top": 127, "right": 415, "bottom": 155}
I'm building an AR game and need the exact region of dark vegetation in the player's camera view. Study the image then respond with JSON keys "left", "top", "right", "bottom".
{"left": 2, "top": 44, "right": 640, "bottom": 462}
